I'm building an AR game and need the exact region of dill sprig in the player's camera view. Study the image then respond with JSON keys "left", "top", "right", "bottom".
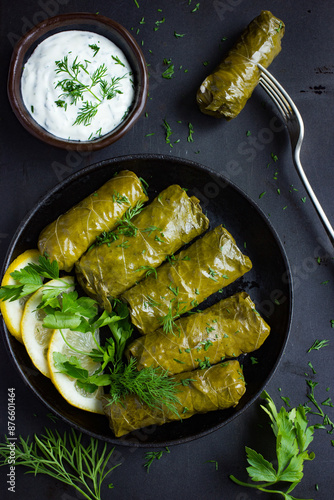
{"left": 54, "top": 55, "right": 128, "bottom": 127}
{"left": 144, "top": 447, "right": 170, "bottom": 473}
{"left": 0, "top": 428, "right": 120, "bottom": 500}
{"left": 105, "top": 358, "right": 181, "bottom": 415}
{"left": 160, "top": 299, "right": 187, "bottom": 335}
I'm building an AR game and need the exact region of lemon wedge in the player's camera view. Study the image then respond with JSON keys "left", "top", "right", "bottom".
{"left": 0, "top": 249, "right": 41, "bottom": 342}
{"left": 47, "top": 327, "right": 104, "bottom": 414}
{"left": 21, "top": 276, "right": 75, "bottom": 378}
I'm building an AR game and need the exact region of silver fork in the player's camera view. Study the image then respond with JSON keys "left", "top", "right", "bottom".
{"left": 258, "top": 63, "right": 334, "bottom": 246}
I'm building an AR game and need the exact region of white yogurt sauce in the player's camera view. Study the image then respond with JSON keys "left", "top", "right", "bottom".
{"left": 21, "top": 30, "right": 135, "bottom": 141}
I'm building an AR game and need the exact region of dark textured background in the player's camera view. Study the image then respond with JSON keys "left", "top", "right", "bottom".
{"left": 1, "top": 1, "right": 333, "bottom": 499}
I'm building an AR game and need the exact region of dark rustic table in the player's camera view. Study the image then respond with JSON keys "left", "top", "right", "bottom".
{"left": 1, "top": 1, "right": 333, "bottom": 499}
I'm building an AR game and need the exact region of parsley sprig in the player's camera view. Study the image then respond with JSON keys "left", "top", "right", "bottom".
{"left": 0, "top": 255, "right": 70, "bottom": 302}
{"left": 230, "top": 391, "right": 316, "bottom": 499}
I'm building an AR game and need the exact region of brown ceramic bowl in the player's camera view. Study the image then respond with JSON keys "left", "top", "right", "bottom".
{"left": 7, "top": 12, "right": 148, "bottom": 151}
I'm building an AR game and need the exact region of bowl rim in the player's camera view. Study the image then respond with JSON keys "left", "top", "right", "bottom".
{"left": 7, "top": 12, "right": 149, "bottom": 151}
{"left": 0, "top": 153, "right": 293, "bottom": 447}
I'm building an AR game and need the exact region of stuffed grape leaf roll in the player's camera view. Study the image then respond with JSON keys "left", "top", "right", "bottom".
{"left": 38, "top": 170, "right": 148, "bottom": 272}
{"left": 121, "top": 225, "right": 252, "bottom": 335}
{"left": 127, "top": 292, "right": 270, "bottom": 374}
{"left": 103, "top": 360, "right": 246, "bottom": 437}
{"left": 75, "top": 185, "right": 209, "bottom": 309}
{"left": 197, "top": 10, "right": 285, "bottom": 119}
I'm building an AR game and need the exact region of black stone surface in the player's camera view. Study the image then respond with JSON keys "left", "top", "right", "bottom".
{"left": 1, "top": 1, "right": 333, "bottom": 499}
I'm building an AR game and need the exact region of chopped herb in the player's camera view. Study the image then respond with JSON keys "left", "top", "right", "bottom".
{"left": 308, "top": 361, "right": 316, "bottom": 374}
{"left": 205, "top": 460, "right": 218, "bottom": 470}
{"left": 195, "top": 357, "right": 211, "bottom": 369}
{"left": 259, "top": 191, "right": 266, "bottom": 199}
{"left": 144, "top": 448, "right": 170, "bottom": 473}
{"left": 187, "top": 122, "right": 194, "bottom": 142}
{"left": 89, "top": 43, "right": 100, "bottom": 57}
{"left": 144, "top": 295, "right": 161, "bottom": 308}
{"left": 250, "top": 357, "right": 258, "bottom": 365}
{"left": 301, "top": 197, "right": 306, "bottom": 203}
{"left": 168, "top": 284, "right": 179, "bottom": 296}
{"left": 207, "top": 267, "right": 218, "bottom": 281}
{"left": 174, "top": 32, "right": 185, "bottom": 38}
{"left": 271, "top": 152, "right": 278, "bottom": 162}
{"left": 307, "top": 339, "right": 330, "bottom": 352}
{"left": 276, "top": 21, "right": 283, "bottom": 33}
{"left": 163, "top": 118, "right": 173, "bottom": 146}
{"left": 181, "top": 378, "right": 195, "bottom": 386}
{"left": 321, "top": 398, "right": 333, "bottom": 407}
{"left": 280, "top": 396, "right": 291, "bottom": 407}
{"left": 112, "top": 55, "right": 126, "bottom": 67}
{"left": 191, "top": 2, "right": 200, "bottom": 12}
{"left": 162, "top": 62, "right": 175, "bottom": 79}
{"left": 134, "top": 266, "right": 158, "bottom": 279}
{"left": 246, "top": 130, "right": 251, "bottom": 136}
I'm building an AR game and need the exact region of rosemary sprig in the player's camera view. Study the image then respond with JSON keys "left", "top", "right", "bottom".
{"left": 0, "top": 428, "right": 120, "bottom": 500}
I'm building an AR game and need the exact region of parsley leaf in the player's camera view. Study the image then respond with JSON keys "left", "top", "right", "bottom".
{"left": 230, "top": 391, "right": 316, "bottom": 498}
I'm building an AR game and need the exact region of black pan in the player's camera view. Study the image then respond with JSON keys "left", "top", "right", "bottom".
{"left": 0, "top": 154, "right": 293, "bottom": 447}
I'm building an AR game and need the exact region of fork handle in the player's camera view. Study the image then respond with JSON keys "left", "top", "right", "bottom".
{"left": 293, "top": 153, "right": 334, "bottom": 246}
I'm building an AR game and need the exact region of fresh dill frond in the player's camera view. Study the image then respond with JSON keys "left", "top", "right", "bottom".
{"left": 73, "top": 101, "right": 99, "bottom": 126}
{"left": 106, "top": 358, "right": 181, "bottom": 415}
{"left": 0, "top": 428, "right": 120, "bottom": 499}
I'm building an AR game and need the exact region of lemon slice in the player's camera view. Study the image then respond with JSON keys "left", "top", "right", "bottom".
{"left": 1, "top": 249, "right": 41, "bottom": 342}
{"left": 21, "top": 276, "right": 75, "bottom": 378}
{"left": 47, "top": 327, "right": 104, "bottom": 414}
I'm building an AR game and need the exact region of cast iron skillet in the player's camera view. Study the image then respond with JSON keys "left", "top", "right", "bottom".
{"left": 0, "top": 155, "right": 293, "bottom": 447}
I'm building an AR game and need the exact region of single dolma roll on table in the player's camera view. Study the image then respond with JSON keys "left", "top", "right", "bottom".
{"left": 121, "top": 225, "right": 252, "bottom": 335}
{"left": 75, "top": 184, "right": 209, "bottom": 309}
{"left": 127, "top": 292, "right": 270, "bottom": 374}
{"left": 197, "top": 10, "right": 285, "bottom": 119}
{"left": 103, "top": 360, "right": 246, "bottom": 437}
{"left": 38, "top": 170, "right": 148, "bottom": 272}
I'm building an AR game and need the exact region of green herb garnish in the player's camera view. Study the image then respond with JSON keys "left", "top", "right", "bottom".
{"left": 144, "top": 447, "right": 170, "bottom": 473}
{"left": 54, "top": 56, "right": 127, "bottom": 127}
{"left": 0, "top": 428, "right": 119, "bottom": 500}
{"left": 307, "top": 339, "right": 330, "bottom": 352}
{"left": 89, "top": 43, "right": 100, "bottom": 57}
{"left": 230, "top": 391, "right": 316, "bottom": 498}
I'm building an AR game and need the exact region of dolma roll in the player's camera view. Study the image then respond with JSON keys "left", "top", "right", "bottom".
{"left": 127, "top": 292, "right": 270, "bottom": 374}
{"left": 197, "top": 10, "right": 285, "bottom": 119}
{"left": 103, "top": 360, "right": 245, "bottom": 437}
{"left": 75, "top": 185, "right": 209, "bottom": 309}
{"left": 38, "top": 170, "right": 148, "bottom": 272}
{"left": 121, "top": 225, "right": 252, "bottom": 335}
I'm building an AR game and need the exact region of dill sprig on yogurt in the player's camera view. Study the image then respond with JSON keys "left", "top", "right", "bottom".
{"left": 54, "top": 55, "right": 127, "bottom": 126}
